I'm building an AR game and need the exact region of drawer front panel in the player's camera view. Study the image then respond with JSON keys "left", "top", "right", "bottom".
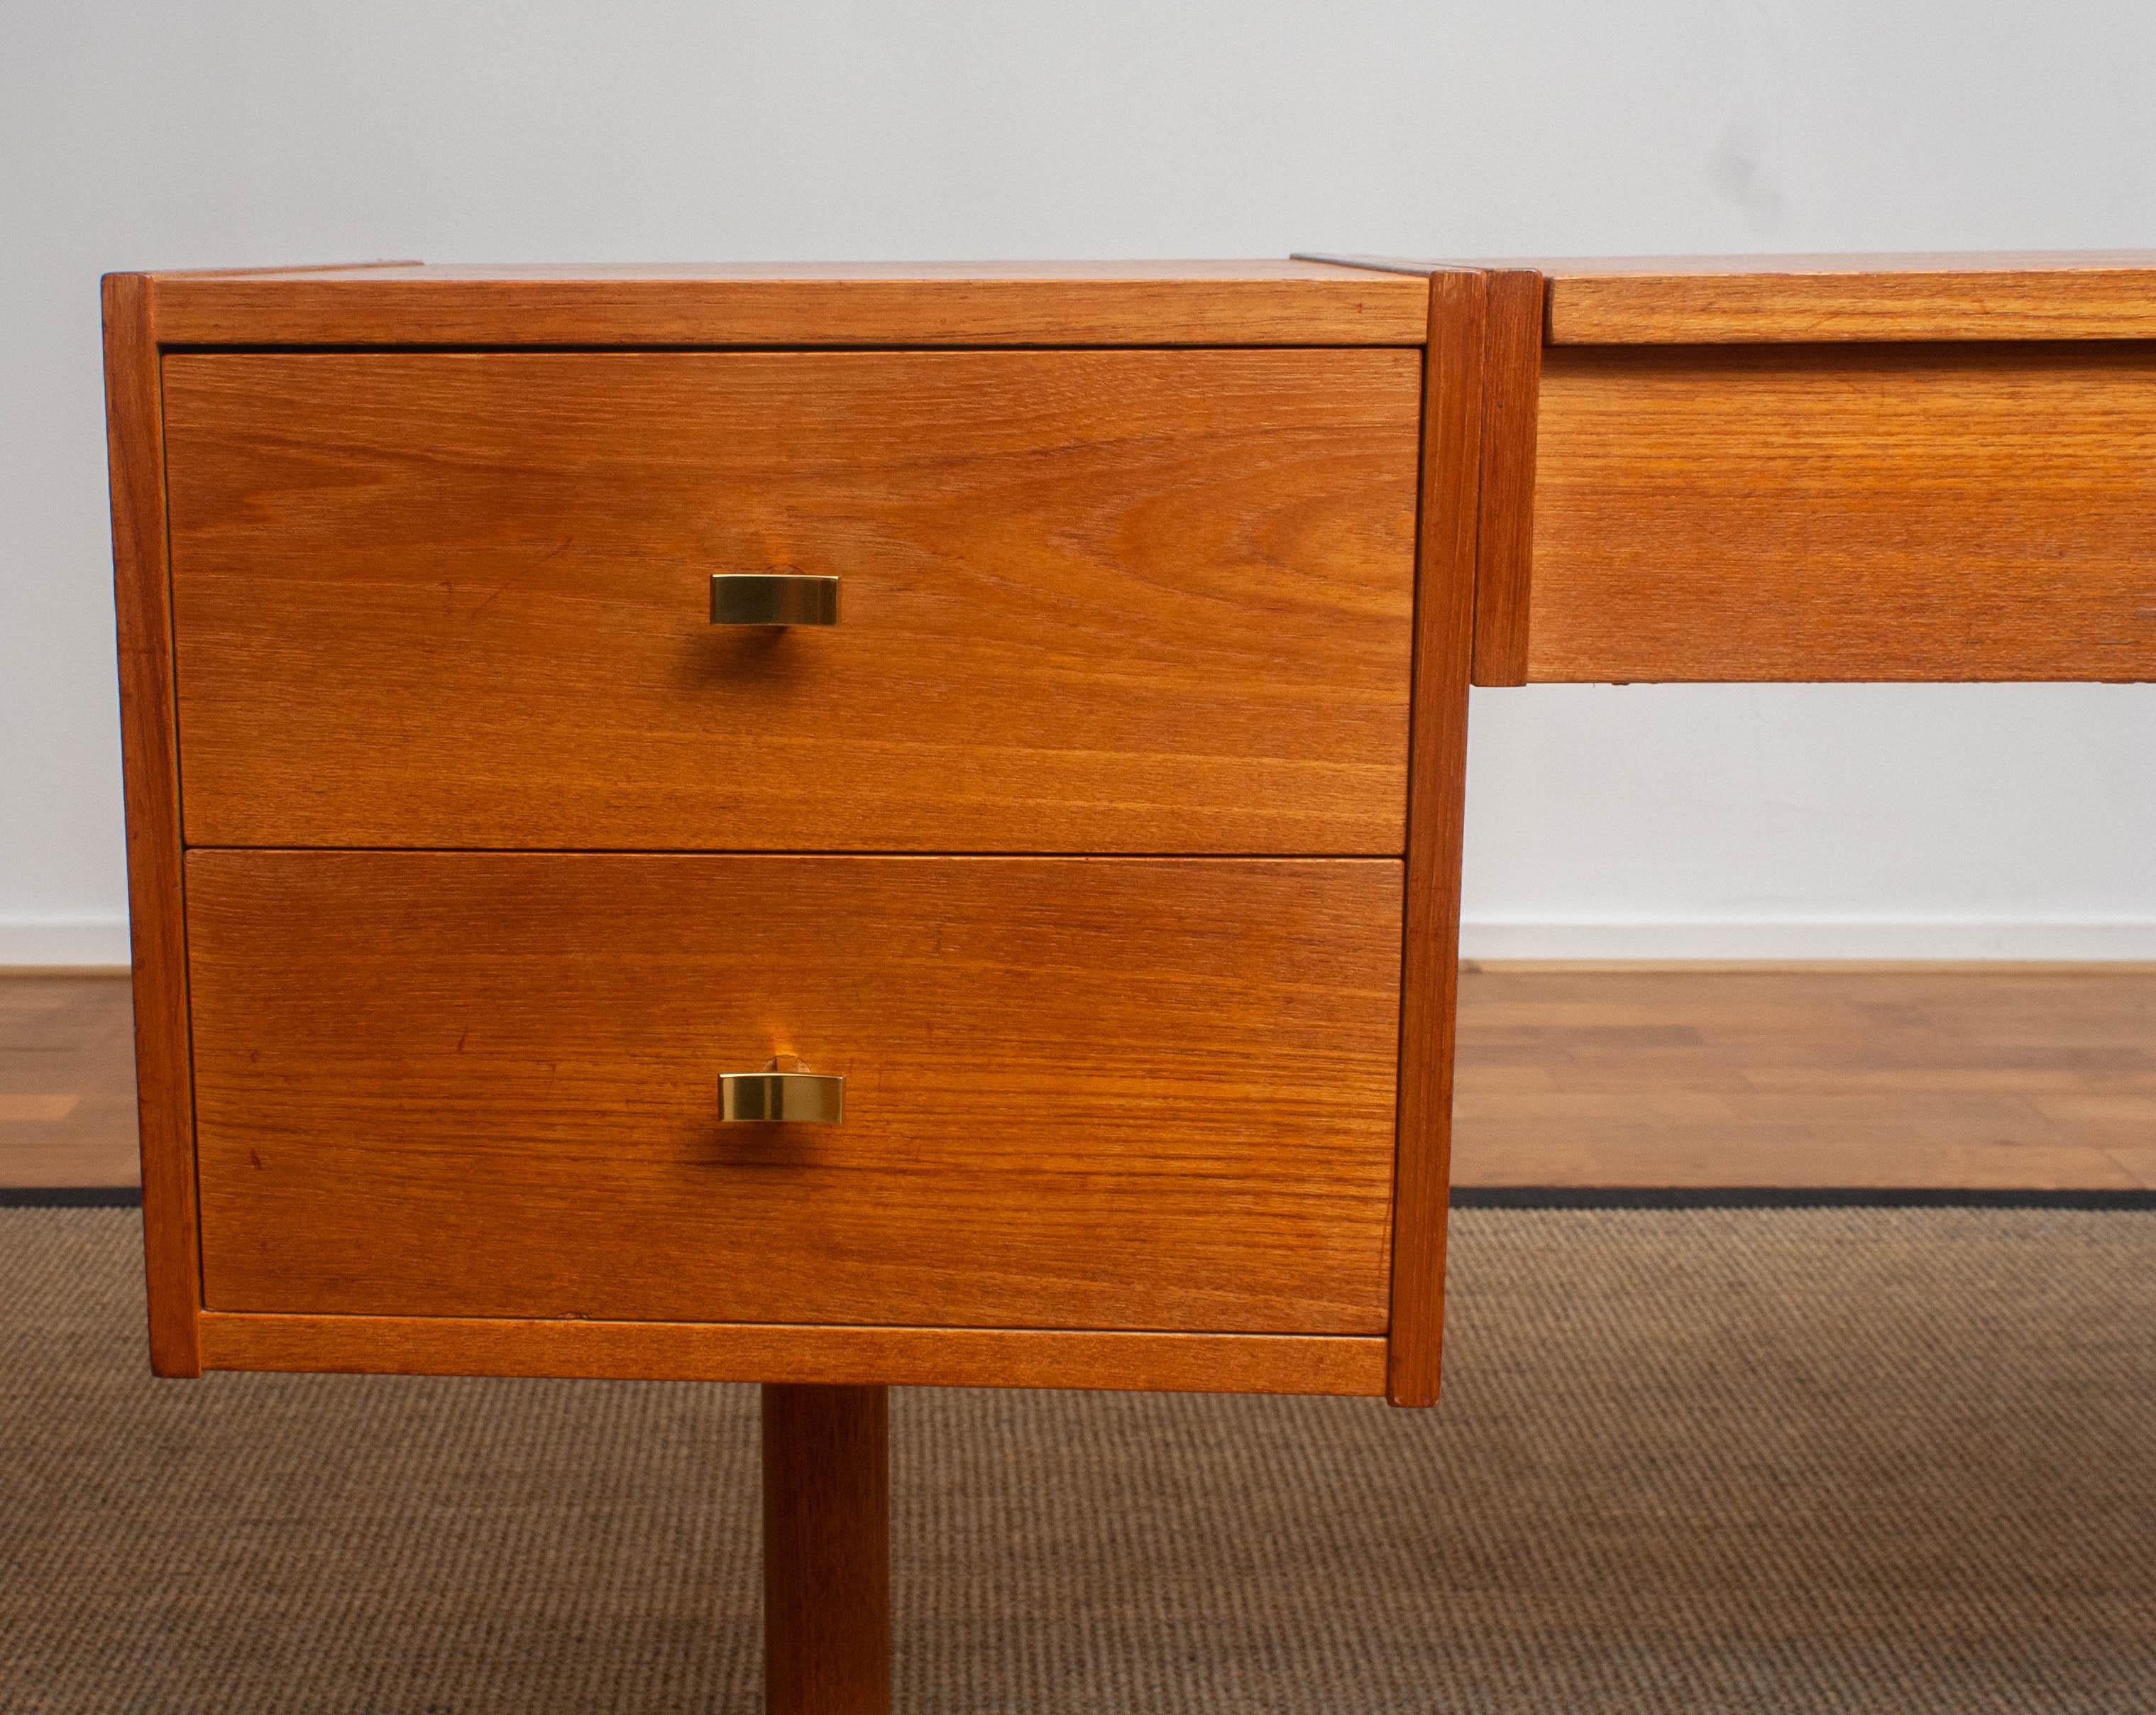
{"left": 163, "top": 351, "right": 1420, "bottom": 853}
{"left": 187, "top": 853, "right": 1402, "bottom": 1333}
{"left": 1527, "top": 342, "right": 2156, "bottom": 681}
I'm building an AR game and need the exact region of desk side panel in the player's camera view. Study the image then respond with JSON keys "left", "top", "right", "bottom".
{"left": 102, "top": 275, "right": 202, "bottom": 1376}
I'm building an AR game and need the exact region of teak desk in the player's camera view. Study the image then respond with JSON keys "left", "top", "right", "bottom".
{"left": 104, "top": 255, "right": 2156, "bottom": 1709}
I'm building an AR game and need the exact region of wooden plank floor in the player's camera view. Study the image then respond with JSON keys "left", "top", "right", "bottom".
{"left": 3, "top": 968, "right": 2152, "bottom": 1190}
{"left": 1, "top": 975, "right": 143, "bottom": 1189}
{"left": 1453, "top": 963, "right": 2156, "bottom": 1189}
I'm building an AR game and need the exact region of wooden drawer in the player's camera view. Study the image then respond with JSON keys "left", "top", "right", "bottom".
{"left": 1519, "top": 343, "right": 2156, "bottom": 683}
{"left": 185, "top": 852, "right": 1402, "bottom": 1335}
{"left": 163, "top": 349, "right": 1420, "bottom": 853}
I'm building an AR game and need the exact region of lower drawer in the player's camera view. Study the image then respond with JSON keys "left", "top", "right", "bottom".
{"left": 185, "top": 853, "right": 1402, "bottom": 1335}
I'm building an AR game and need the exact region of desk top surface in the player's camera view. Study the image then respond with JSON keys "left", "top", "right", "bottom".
{"left": 1314, "top": 250, "right": 2156, "bottom": 344}
{"left": 125, "top": 258, "right": 1434, "bottom": 348}
{"left": 119, "top": 252, "right": 2156, "bottom": 347}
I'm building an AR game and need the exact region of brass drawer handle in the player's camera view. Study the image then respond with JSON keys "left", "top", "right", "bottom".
{"left": 720, "top": 1056, "right": 845, "bottom": 1124}
{"left": 709, "top": 574, "right": 840, "bottom": 627}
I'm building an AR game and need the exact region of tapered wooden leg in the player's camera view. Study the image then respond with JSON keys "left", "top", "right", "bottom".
{"left": 762, "top": 1383, "right": 890, "bottom": 1715}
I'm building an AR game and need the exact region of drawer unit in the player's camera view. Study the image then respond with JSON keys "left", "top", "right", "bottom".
{"left": 106, "top": 261, "right": 1467, "bottom": 1418}
{"left": 162, "top": 349, "right": 1420, "bottom": 853}
{"left": 186, "top": 852, "right": 1402, "bottom": 1334}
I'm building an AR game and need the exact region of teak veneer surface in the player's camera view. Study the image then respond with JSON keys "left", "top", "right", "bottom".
{"left": 163, "top": 350, "right": 1421, "bottom": 854}
{"left": 100, "top": 276, "right": 200, "bottom": 1376}
{"left": 1527, "top": 251, "right": 2156, "bottom": 344}
{"left": 1386, "top": 270, "right": 1486, "bottom": 1407}
{"left": 145, "top": 260, "right": 1433, "bottom": 347}
{"left": 1527, "top": 342, "right": 2156, "bottom": 682}
{"left": 193, "top": 1315, "right": 1390, "bottom": 1396}
{"left": 1302, "top": 251, "right": 2156, "bottom": 344}
{"left": 1468, "top": 271, "right": 1544, "bottom": 686}
{"left": 185, "top": 853, "right": 1402, "bottom": 1336}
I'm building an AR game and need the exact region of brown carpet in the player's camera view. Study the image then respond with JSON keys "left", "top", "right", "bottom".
{"left": 4, "top": 1209, "right": 2152, "bottom": 1714}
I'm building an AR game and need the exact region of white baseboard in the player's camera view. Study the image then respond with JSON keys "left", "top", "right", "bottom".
{"left": 1458, "top": 919, "right": 2156, "bottom": 962}
{"left": 0, "top": 916, "right": 132, "bottom": 969}
{"left": 4, "top": 914, "right": 2155, "bottom": 970}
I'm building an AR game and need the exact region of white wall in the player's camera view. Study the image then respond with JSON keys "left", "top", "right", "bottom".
{"left": 5, "top": 0, "right": 2153, "bottom": 964}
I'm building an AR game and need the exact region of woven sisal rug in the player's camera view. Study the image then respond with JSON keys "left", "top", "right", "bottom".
{"left": 4, "top": 1207, "right": 2152, "bottom": 1712}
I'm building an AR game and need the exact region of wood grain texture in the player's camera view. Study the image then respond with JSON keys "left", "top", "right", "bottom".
{"left": 145, "top": 260, "right": 1432, "bottom": 347}
{"left": 100, "top": 275, "right": 200, "bottom": 1376}
{"left": 0, "top": 974, "right": 141, "bottom": 1189}
{"left": 1528, "top": 343, "right": 2156, "bottom": 682}
{"left": 1532, "top": 251, "right": 2156, "bottom": 344}
{"left": 1451, "top": 964, "right": 2156, "bottom": 1190}
{"left": 764, "top": 1384, "right": 889, "bottom": 1715}
{"left": 1387, "top": 272, "right": 1487, "bottom": 1407}
{"left": 1471, "top": 270, "right": 1544, "bottom": 686}
{"left": 186, "top": 853, "right": 1402, "bottom": 1336}
{"left": 163, "top": 350, "right": 1421, "bottom": 853}
{"left": 193, "top": 1313, "right": 1389, "bottom": 1394}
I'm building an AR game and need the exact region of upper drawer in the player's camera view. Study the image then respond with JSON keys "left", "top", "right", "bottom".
{"left": 162, "top": 350, "right": 1420, "bottom": 853}
{"left": 1520, "top": 343, "right": 2156, "bottom": 682}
